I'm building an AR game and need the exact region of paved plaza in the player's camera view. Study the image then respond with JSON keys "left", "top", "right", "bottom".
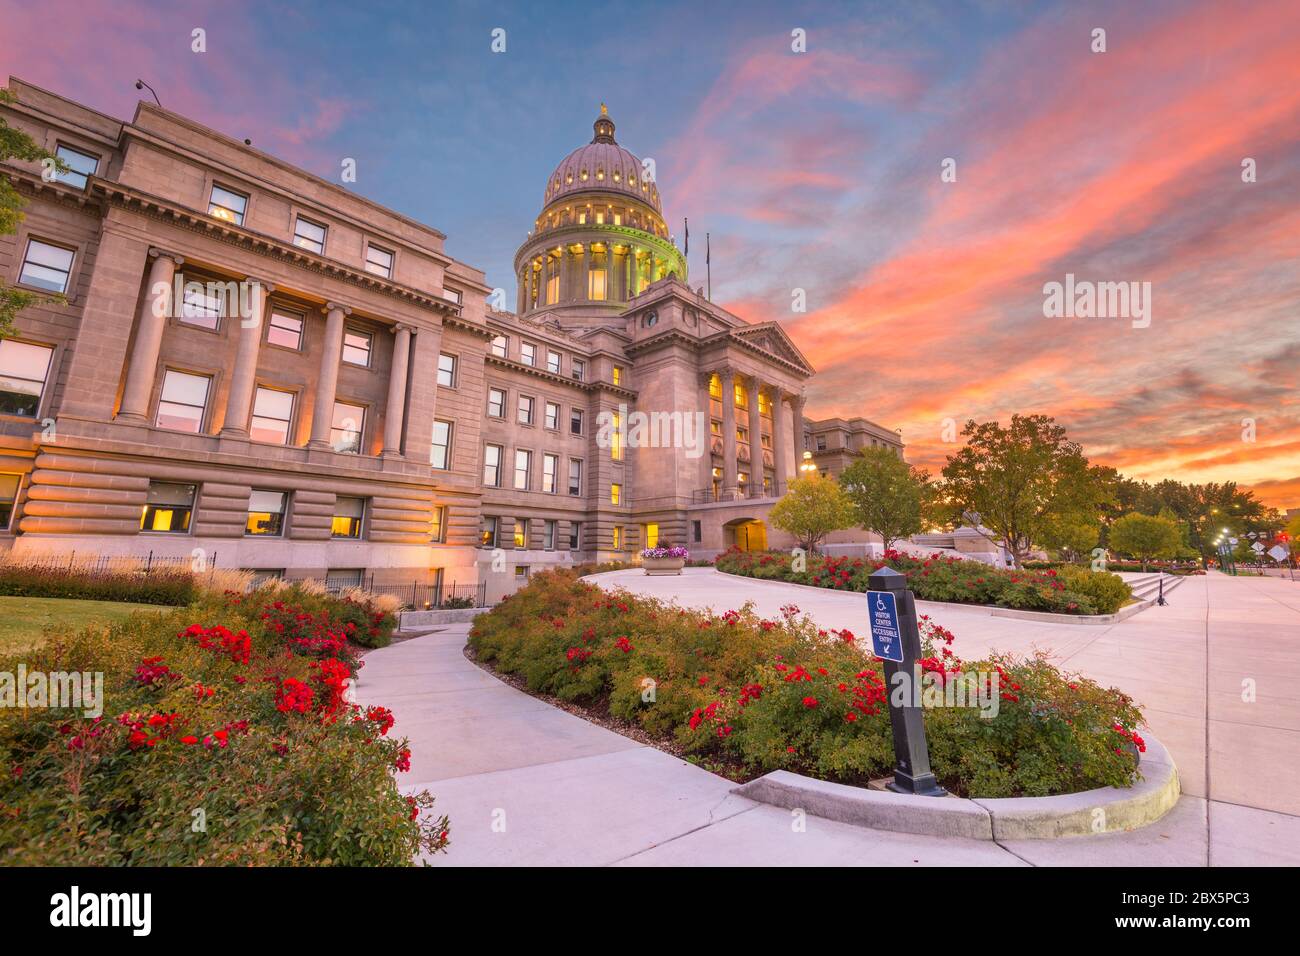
{"left": 357, "top": 568, "right": 1300, "bottom": 866}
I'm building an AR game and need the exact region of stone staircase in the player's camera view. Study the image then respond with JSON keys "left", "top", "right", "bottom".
{"left": 1122, "top": 572, "right": 1187, "bottom": 606}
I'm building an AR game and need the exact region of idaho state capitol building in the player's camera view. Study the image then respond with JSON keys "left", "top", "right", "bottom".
{"left": 0, "top": 80, "right": 901, "bottom": 601}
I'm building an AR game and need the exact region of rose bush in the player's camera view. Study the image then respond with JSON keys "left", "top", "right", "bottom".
{"left": 0, "top": 582, "right": 446, "bottom": 865}
{"left": 470, "top": 570, "right": 1146, "bottom": 797}
{"left": 714, "top": 548, "right": 1133, "bottom": 616}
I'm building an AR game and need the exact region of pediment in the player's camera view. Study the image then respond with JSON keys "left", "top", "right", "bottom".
{"left": 731, "top": 322, "right": 815, "bottom": 375}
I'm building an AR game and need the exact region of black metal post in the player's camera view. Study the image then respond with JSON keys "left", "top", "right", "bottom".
{"left": 867, "top": 566, "right": 947, "bottom": 797}
{"left": 1156, "top": 575, "right": 1168, "bottom": 606}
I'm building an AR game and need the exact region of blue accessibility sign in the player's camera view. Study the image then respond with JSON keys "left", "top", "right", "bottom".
{"left": 868, "top": 590, "right": 903, "bottom": 662}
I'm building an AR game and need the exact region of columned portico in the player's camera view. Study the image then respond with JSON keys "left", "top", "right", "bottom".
{"left": 308, "top": 301, "right": 350, "bottom": 448}
{"left": 117, "top": 247, "right": 184, "bottom": 423}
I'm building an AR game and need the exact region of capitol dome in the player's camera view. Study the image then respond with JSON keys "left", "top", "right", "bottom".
{"left": 541, "top": 104, "right": 662, "bottom": 213}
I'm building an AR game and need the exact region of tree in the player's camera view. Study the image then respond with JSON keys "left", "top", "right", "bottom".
{"left": 2, "top": 88, "right": 66, "bottom": 336}
{"left": 768, "top": 474, "right": 853, "bottom": 555}
{"left": 1041, "top": 516, "right": 1100, "bottom": 564}
{"left": 939, "top": 414, "right": 1111, "bottom": 569}
{"left": 1108, "top": 512, "right": 1182, "bottom": 570}
{"left": 838, "top": 447, "right": 932, "bottom": 550}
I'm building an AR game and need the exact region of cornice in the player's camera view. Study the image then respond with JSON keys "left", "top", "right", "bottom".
{"left": 485, "top": 354, "right": 637, "bottom": 399}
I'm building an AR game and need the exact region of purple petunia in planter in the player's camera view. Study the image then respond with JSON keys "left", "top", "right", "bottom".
{"left": 641, "top": 545, "right": 689, "bottom": 575}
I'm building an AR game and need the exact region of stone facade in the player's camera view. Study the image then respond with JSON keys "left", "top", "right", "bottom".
{"left": 1, "top": 83, "right": 902, "bottom": 603}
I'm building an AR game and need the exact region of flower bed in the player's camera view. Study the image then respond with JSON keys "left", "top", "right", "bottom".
{"left": 641, "top": 546, "right": 690, "bottom": 560}
{"left": 468, "top": 570, "right": 1145, "bottom": 798}
{"left": 0, "top": 580, "right": 447, "bottom": 865}
{"left": 715, "top": 548, "right": 1133, "bottom": 615}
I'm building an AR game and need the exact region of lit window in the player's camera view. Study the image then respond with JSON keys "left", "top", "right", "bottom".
{"left": 568, "top": 459, "right": 582, "bottom": 496}
{"left": 156, "top": 370, "right": 210, "bottom": 433}
{"left": 208, "top": 185, "right": 247, "bottom": 225}
{"left": 246, "top": 490, "right": 287, "bottom": 536}
{"left": 570, "top": 408, "right": 584, "bottom": 435}
{"left": 542, "top": 453, "right": 558, "bottom": 493}
{"left": 430, "top": 505, "right": 446, "bottom": 542}
{"left": 342, "top": 329, "right": 372, "bottom": 367}
{"left": 543, "top": 519, "right": 556, "bottom": 550}
{"left": 588, "top": 249, "right": 607, "bottom": 300}
{"left": 612, "top": 366, "right": 623, "bottom": 386}
{"left": 520, "top": 342, "right": 537, "bottom": 367}
{"left": 249, "top": 387, "right": 294, "bottom": 444}
{"left": 544, "top": 401, "right": 560, "bottom": 430}
{"left": 365, "top": 244, "right": 394, "bottom": 278}
{"left": 645, "top": 523, "right": 659, "bottom": 549}
{"left": 517, "top": 395, "right": 534, "bottom": 425}
{"left": 571, "top": 360, "right": 585, "bottom": 381}
{"left": 610, "top": 483, "right": 621, "bottom": 505}
{"left": 18, "top": 239, "right": 74, "bottom": 294}
{"left": 140, "top": 481, "right": 195, "bottom": 534}
{"left": 330, "top": 401, "right": 365, "bottom": 454}
{"left": 514, "top": 449, "right": 532, "bottom": 490}
{"left": 267, "top": 308, "right": 304, "bottom": 349}
{"left": 708, "top": 375, "right": 722, "bottom": 399}
{"left": 0, "top": 339, "right": 55, "bottom": 417}
{"left": 490, "top": 335, "right": 508, "bottom": 358}
{"left": 0, "top": 474, "right": 19, "bottom": 531}
{"left": 437, "top": 352, "right": 457, "bottom": 388}
{"left": 55, "top": 144, "right": 99, "bottom": 189}
{"left": 514, "top": 518, "right": 529, "bottom": 549}
{"left": 487, "top": 387, "right": 506, "bottom": 418}
{"left": 331, "top": 496, "right": 365, "bottom": 539}
{"left": 480, "top": 515, "right": 498, "bottom": 548}
{"left": 293, "top": 216, "right": 327, "bottom": 254}
{"left": 179, "top": 279, "right": 226, "bottom": 330}
{"left": 430, "top": 419, "right": 452, "bottom": 470}
{"left": 484, "top": 444, "right": 503, "bottom": 487}
{"left": 569, "top": 521, "right": 582, "bottom": 550}
{"left": 547, "top": 350, "right": 562, "bottom": 374}
{"left": 612, "top": 526, "right": 623, "bottom": 550}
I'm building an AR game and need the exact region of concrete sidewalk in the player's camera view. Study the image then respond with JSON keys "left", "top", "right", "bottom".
{"left": 354, "top": 618, "right": 1258, "bottom": 866}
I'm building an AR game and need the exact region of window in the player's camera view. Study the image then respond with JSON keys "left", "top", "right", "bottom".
{"left": 0, "top": 339, "right": 54, "bottom": 417}
{"left": 177, "top": 280, "right": 226, "bottom": 330}
{"left": 330, "top": 401, "right": 365, "bottom": 454}
{"left": 514, "top": 449, "right": 532, "bottom": 490}
{"left": 542, "top": 453, "right": 558, "bottom": 493}
{"left": 610, "top": 483, "right": 621, "bottom": 506}
{"left": 331, "top": 496, "right": 365, "bottom": 538}
{"left": 208, "top": 184, "right": 248, "bottom": 225}
{"left": 480, "top": 515, "right": 498, "bottom": 548}
{"left": 430, "top": 505, "right": 446, "bottom": 542}
{"left": 437, "top": 352, "right": 458, "bottom": 388}
{"left": 18, "top": 239, "right": 74, "bottom": 294}
{"left": 325, "top": 568, "right": 364, "bottom": 589}
{"left": 487, "top": 387, "right": 506, "bottom": 418}
{"left": 268, "top": 308, "right": 304, "bottom": 350}
{"left": 692, "top": 520, "right": 702, "bottom": 543}
{"left": 513, "top": 518, "right": 529, "bottom": 549}
{"left": 514, "top": 565, "right": 530, "bottom": 581}
{"left": 570, "top": 408, "right": 584, "bottom": 435}
{"left": 490, "top": 334, "right": 508, "bottom": 358}
{"left": 293, "top": 216, "right": 327, "bottom": 254}
{"left": 568, "top": 459, "right": 582, "bottom": 496}
{"left": 543, "top": 519, "right": 556, "bottom": 551}
{"left": 483, "top": 444, "right": 503, "bottom": 487}
{"left": 520, "top": 342, "right": 537, "bottom": 367}
{"left": 517, "top": 395, "right": 534, "bottom": 425}
{"left": 571, "top": 359, "right": 585, "bottom": 382}
{"left": 612, "top": 365, "right": 623, "bottom": 386}
{"left": 816, "top": 436, "right": 827, "bottom": 451}
{"left": 430, "top": 420, "right": 452, "bottom": 470}
{"left": 140, "top": 481, "right": 195, "bottom": 533}
{"left": 156, "top": 370, "right": 210, "bottom": 433}
{"left": 365, "top": 243, "right": 393, "bottom": 278}
{"left": 612, "top": 526, "right": 623, "bottom": 550}
{"left": 246, "top": 490, "right": 288, "bottom": 536}
{"left": 569, "top": 521, "right": 582, "bottom": 550}
{"left": 544, "top": 401, "right": 560, "bottom": 430}
{"left": 644, "top": 523, "right": 659, "bottom": 549}
{"left": 0, "top": 474, "right": 20, "bottom": 531}
{"left": 342, "top": 329, "right": 372, "bottom": 367}
{"left": 611, "top": 411, "right": 622, "bottom": 460}
{"left": 249, "top": 387, "right": 294, "bottom": 444}
{"left": 442, "top": 287, "right": 462, "bottom": 306}
{"left": 546, "top": 350, "right": 562, "bottom": 374}
{"left": 55, "top": 144, "right": 99, "bottom": 189}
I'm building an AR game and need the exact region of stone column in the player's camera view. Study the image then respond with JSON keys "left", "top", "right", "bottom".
{"left": 698, "top": 371, "right": 715, "bottom": 497}
{"left": 517, "top": 271, "right": 526, "bottom": 314}
{"left": 771, "top": 387, "right": 788, "bottom": 494}
{"left": 382, "top": 324, "right": 414, "bottom": 456}
{"left": 720, "top": 368, "right": 738, "bottom": 498}
{"left": 792, "top": 393, "right": 807, "bottom": 474}
{"left": 220, "top": 278, "right": 273, "bottom": 437}
{"left": 117, "top": 247, "right": 184, "bottom": 423}
{"left": 747, "top": 376, "right": 763, "bottom": 497}
{"left": 575, "top": 244, "right": 588, "bottom": 302}
{"left": 308, "top": 302, "right": 350, "bottom": 447}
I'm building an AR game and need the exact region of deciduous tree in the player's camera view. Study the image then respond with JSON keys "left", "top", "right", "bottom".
{"left": 769, "top": 474, "right": 853, "bottom": 555}
{"left": 839, "top": 446, "right": 933, "bottom": 550}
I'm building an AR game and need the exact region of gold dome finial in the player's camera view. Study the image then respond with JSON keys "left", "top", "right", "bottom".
{"left": 600, "top": 102, "right": 608, "bottom": 116}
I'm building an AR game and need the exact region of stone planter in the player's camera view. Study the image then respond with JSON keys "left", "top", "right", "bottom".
{"left": 643, "top": 556, "right": 685, "bottom": 576}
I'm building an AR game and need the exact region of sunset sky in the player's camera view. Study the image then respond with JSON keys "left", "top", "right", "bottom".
{"left": 3, "top": 0, "right": 1297, "bottom": 507}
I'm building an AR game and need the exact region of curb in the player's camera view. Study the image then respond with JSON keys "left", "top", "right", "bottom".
{"left": 733, "top": 735, "right": 1179, "bottom": 840}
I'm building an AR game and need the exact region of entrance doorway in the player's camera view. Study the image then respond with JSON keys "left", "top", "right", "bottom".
{"left": 725, "top": 518, "right": 767, "bottom": 552}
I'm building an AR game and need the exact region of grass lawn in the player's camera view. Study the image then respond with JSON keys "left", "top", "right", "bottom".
{"left": 0, "top": 596, "right": 172, "bottom": 656}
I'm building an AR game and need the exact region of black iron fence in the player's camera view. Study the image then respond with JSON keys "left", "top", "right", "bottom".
{"left": 691, "top": 483, "right": 787, "bottom": 505}
{"left": 2, "top": 551, "right": 211, "bottom": 574}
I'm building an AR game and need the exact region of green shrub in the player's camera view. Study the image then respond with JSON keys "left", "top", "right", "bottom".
{"left": 0, "top": 584, "right": 446, "bottom": 865}
{"left": 0, "top": 563, "right": 194, "bottom": 605}
{"left": 470, "top": 570, "right": 1146, "bottom": 798}
{"left": 1053, "top": 566, "right": 1131, "bottom": 614}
